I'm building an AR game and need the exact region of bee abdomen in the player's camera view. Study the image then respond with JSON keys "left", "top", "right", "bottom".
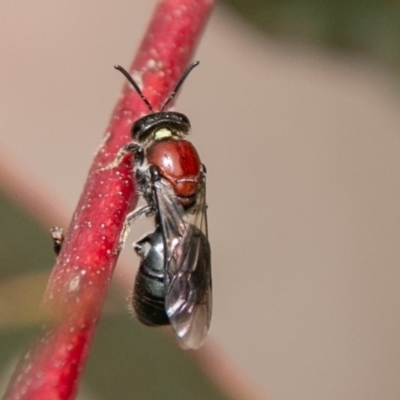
{"left": 132, "top": 230, "right": 169, "bottom": 326}
{"left": 133, "top": 267, "right": 169, "bottom": 326}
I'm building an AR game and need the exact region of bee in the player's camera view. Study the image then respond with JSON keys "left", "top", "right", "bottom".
{"left": 108, "top": 62, "right": 211, "bottom": 349}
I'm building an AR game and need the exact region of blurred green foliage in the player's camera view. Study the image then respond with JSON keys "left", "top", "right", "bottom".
{"left": 0, "top": 190, "right": 229, "bottom": 400}
{"left": 222, "top": 0, "right": 400, "bottom": 69}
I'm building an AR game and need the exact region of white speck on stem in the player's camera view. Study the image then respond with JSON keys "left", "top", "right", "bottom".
{"left": 68, "top": 275, "right": 81, "bottom": 292}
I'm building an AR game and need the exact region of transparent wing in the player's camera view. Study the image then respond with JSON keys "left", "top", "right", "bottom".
{"left": 153, "top": 178, "right": 212, "bottom": 349}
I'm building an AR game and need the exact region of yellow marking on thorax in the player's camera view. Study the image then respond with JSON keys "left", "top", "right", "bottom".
{"left": 154, "top": 128, "right": 172, "bottom": 140}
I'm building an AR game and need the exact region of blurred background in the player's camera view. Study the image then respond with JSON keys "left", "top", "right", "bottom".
{"left": 1, "top": 1, "right": 400, "bottom": 399}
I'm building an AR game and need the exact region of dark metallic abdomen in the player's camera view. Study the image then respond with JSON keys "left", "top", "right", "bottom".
{"left": 132, "top": 229, "right": 169, "bottom": 326}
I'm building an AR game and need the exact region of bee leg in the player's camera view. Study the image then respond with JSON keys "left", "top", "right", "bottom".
{"left": 118, "top": 205, "right": 154, "bottom": 251}
{"left": 97, "top": 142, "right": 140, "bottom": 172}
{"left": 200, "top": 163, "right": 207, "bottom": 177}
{"left": 50, "top": 226, "right": 64, "bottom": 256}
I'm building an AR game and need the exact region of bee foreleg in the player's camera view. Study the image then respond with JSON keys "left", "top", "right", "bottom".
{"left": 97, "top": 142, "right": 140, "bottom": 172}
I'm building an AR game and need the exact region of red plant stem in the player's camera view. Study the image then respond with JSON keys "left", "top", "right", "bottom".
{"left": 4, "top": 1, "right": 214, "bottom": 399}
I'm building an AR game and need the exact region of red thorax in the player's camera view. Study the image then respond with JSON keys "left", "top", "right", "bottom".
{"left": 146, "top": 139, "right": 201, "bottom": 207}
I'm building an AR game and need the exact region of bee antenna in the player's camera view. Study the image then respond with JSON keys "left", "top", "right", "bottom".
{"left": 114, "top": 65, "right": 154, "bottom": 112}
{"left": 161, "top": 61, "right": 200, "bottom": 111}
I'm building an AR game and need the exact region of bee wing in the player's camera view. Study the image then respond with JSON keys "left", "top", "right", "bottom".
{"left": 153, "top": 179, "right": 212, "bottom": 349}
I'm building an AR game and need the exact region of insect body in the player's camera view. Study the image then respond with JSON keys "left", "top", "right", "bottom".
{"left": 110, "top": 62, "right": 212, "bottom": 349}
{"left": 133, "top": 227, "right": 169, "bottom": 326}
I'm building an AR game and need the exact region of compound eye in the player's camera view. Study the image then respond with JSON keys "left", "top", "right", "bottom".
{"left": 180, "top": 114, "right": 190, "bottom": 125}
{"left": 172, "top": 112, "right": 190, "bottom": 131}
{"left": 132, "top": 114, "right": 157, "bottom": 141}
{"left": 131, "top": 119, "right": 145, "bottom": 139}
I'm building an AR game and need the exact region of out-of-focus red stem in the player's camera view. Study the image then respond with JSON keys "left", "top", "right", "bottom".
{"left": 4, "top": 1, "right": 214, "bottom": 399}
